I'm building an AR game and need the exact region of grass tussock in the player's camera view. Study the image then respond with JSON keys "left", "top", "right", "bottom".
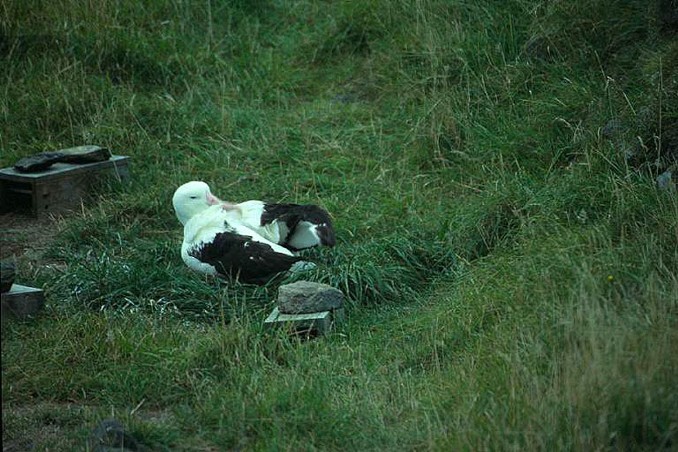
{"left": 2, "top": 0, "right": 677, "bottom": 450}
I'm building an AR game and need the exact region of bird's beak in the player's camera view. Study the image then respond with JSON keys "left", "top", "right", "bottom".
{"left": 206, "top": 192, "right": 221, "bottom": 205}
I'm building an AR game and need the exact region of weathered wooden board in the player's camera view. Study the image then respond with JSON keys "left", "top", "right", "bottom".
{"left": 0, "top": 155, "right": 130, "bottom": 218}
{"left": 1, "top": 284, "right": 45, "bottom": 319}
{"left": 264, "top": 307, "right": 344, "bottom": 336}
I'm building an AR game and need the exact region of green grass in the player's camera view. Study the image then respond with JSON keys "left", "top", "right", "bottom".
{"left": 2, "top": 0, "right": 677, "bottom": 450}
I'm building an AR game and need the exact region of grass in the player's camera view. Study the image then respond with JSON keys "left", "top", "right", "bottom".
{"left": 2, "top": 0, "right": 677, "bottom": 449}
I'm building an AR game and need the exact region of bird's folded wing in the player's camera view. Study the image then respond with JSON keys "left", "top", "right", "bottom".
{"left": 261, "top": 203, "right": 336, "bottom": 248}
{"left": 187, "top": 229, "right": 302, "bottom": 284}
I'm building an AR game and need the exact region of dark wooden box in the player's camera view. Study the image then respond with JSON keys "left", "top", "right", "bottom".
{"left": 0, "top": 155, "right": 130, "bottom": 218}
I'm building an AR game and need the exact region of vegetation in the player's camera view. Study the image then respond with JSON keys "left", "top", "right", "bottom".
{"left": 2, "top": 0, "right": 677, "bottom": 449}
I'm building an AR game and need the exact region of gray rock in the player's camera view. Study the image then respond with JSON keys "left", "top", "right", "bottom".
{"left": 278, "top": 281, "right": 344, "bottom": 314}
{"left": 58, "top": 145, "right": 112, "bottom": 164}
{"left": 657, "top": 170, "right": 675, "bottom": 192}
{"left": 13, "top": 152, "right": 65, "bottom": 172}
{"left": 14, "top": 145, "right": 111, "bottom": 173}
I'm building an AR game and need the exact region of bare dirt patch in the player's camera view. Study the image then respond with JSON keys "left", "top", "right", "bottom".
{"left": 2, "top": 402, "right": 90, "bottom": 451}
{"left": 2, "top": 402, "right": 179, "bottom": 451}
{"left": 0, "top": 212, "right": 69, "bottom": 277}
{"left": 1, "top": 212, "right": 62, "bottom": 259}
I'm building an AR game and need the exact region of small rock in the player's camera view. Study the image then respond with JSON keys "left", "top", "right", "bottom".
{"left": 657, "top": 170, "right": 675, "bottom": 192}
{"left": 278, "top": 281, "right": 344, "bottom": 314}
{"left": 88, "top": 418, "right": 140, "bottom": 452}
{"left": 1, "top": 260, "right": 16, "bottom": 293}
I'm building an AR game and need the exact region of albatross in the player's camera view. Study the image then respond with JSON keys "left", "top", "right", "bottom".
{"left": 172, "top": 181, "right": 335, "bottom": 284}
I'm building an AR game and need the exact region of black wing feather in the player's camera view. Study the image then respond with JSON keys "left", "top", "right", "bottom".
{"left": 261, "top": 203, "right": 336, "bottom": 247}
{"left": 189, "top": 231, "right": 303, "bottom": 285}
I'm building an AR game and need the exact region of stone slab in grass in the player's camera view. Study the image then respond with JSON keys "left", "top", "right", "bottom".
{"left": 264, "top": 306, "right": 344, "bottom": 336}
{"left": 1, "top": 284, "right": 45, "bottom": 319}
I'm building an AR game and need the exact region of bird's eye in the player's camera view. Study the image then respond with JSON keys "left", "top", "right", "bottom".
{"left": 189, "top": 196, "right": 198, "bottom": 199}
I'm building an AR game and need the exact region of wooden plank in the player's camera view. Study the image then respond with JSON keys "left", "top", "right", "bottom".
{"left": 1, "top": 284, "right": 45, "bottom": 319}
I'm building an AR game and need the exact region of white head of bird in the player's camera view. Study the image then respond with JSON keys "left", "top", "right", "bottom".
{"left": 172, "top": 181, "right": 223, "bottom": 225}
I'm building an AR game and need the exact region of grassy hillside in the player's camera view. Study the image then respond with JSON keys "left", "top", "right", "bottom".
{"left": 2, "top": 0, "right": 677, "bottom": 449}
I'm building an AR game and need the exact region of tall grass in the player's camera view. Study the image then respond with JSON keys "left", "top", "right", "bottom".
{"left": 2, "top": 0, "right": 677, "bottom": 449}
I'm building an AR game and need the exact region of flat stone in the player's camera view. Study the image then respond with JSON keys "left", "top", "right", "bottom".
{"left": 14, "top": 145, "right": 111, "bottom": 173}
{"left": 58, "top": 145, "right": 112, "bottom": 164}
{"left": 1, "top": 284, "right": 45, "bottom": 319}
{"left": 264, "top": 306, "right": 343, "bottom": 336}
{"left": 277, "top": 280, "right": 344, "bottom": 314}
{"left": 14, "top": 152, "right": 65, "bottom": 172}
